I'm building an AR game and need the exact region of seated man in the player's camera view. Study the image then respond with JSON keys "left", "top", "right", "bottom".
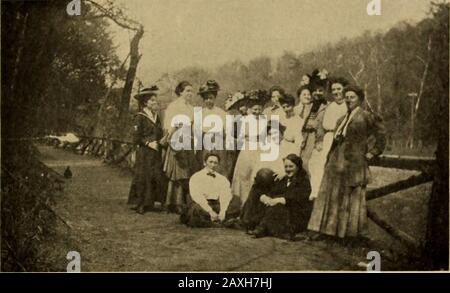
{"left": 180, "top": 152, "right": 232, "bottom": 227}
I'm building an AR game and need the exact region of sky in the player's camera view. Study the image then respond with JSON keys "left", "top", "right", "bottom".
{"left": 109, "top": 0, "right": 432, "bottom": 83}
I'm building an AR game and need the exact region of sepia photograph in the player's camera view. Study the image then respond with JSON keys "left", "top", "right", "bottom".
{"left": 1, "top": 0, "right": 449, "bottom": 275}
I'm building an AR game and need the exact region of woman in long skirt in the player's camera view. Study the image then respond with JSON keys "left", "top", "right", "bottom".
{"left": 308, "top": 77, "right": 348, "bottom": 200}
{"left": 163, "top": 81, "right": 197, "bottom": 214}
{"left": 224, "top": 91, "right": 249, "bottom": 180}
{"left": 128, "top": 86, "right": 166, "bottom": 214}
{"left": 299, "top": 70, "right": 329, "bottom": 173}
{"left": 231, "top": 91, "right": 268, "bottom": 207}
{"left": 196, "top": 80, "right": 232, "bottom": 177}
{"left": 307, "top": 85, "right": 386, "bottom": 239}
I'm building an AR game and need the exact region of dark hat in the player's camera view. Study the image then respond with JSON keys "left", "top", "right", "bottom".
{"left": 225, "top": 91, "right": 247, "bottom": 111}
{"left": 310, "top": 69, "right": 329, "bottom": 90}
{"left": 134, "top": 85, "right": 158, "bottom": 101}
{"left": 246, "top": 89, "right": 269, "bottom": 107}
{"left": 198, "top": 80, "right": 220, "bottom": 96}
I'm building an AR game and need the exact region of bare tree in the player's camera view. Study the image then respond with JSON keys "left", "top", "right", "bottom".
{"left": 86, "top": 0, "right": 144, "bottom": 120}
{"left": 407, "top": 36, "right": 432, "bottom": 149}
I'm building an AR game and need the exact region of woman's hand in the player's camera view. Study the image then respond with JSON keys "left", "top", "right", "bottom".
{"left": 259, "top": 194, "right": 271, "bottom": 205}
{"left": 148, "top": 141, "right": 159, "bottom": 151}
{"left": 267, "top": 197, "right": 286, "bottom": 206}
{"left": 273, "top": 172, "right": 285, "bottom": 181}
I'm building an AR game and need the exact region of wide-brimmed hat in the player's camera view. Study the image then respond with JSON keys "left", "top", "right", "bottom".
{"left": 133, "top": 85, "right": 159, "bottom": 101}
{"left": 225, "top": 91, "right": 247, "bottom": 111}
{"left": 310, "top": 69, "right": 329, "bottom": 90}
{"left": 198, "top": 80, "right": 220, "bottom": 96}
{"left": 246, "top": 89, "right": 269, "bottom": 107}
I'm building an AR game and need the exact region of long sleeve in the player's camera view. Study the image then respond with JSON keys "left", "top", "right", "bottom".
{"left": 133, "top": 115, "right": 146, "bottom": 146}
{"left": 189, "top": 174, "right": 214, "bottom": 214}
{"left": 367, "top": 112, "right": 386, "bottom": 157}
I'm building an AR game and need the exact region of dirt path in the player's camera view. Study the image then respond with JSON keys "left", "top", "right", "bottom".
{"left": 38, "top": 145, "right": 418, "bottom": 271}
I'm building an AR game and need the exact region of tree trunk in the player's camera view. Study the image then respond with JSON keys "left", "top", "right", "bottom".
{"left": 423, "top": 97, "right": 449, "bottom": 270}
{"left": 119, "top": 26, "right": 144, "bottom": 119}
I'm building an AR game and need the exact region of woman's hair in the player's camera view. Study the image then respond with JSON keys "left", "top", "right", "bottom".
{"left": 269, "top": 85, "right": 285, "bottom": 96}
{"left": 203, "top": 151, "right": 221, "bottom": 163}
{"left": 296, "top": 85, "right": 311, "bottom": 98}
{"left": 138, "top": 93, "right": 157, "bottom": 109}
{"left": 343, "top": 85, "right": 365, "bottom": 101}
{"left": 329, "top": 76, "right": 349, "bottom": 88}
{"left": 279, "top": 94, "right": 295, "bottom": 106}
{"left": 200, "top": 91, "right": 218, "bottom": 100}
{"left": 283, "top": 153, "right": 303, "bottom": 169}
{"left": 175, "top": 81, "right": 192, "bottom": 96}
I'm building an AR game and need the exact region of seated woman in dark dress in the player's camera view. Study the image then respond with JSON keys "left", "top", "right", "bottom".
{"left": 241, "top": 154, "right": 312, "bottom": 240}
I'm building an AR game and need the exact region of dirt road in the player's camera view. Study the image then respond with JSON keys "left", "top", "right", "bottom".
{"left": 38, "top": 145, "right": 430, "bottom": 271}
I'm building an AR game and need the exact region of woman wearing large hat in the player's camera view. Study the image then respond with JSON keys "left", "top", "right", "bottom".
{"left": 231, "top": 90, "right": 270, "bottom": 207}
{"left": 128, "top": 86, "right": 167, "bottom": 214}
{"left": 196, "top": 80, "right": 231, "bottom": 177}
{"left": 299, "top": 69, "right": 330, "bottom": 173}
{"left": 224, "top": 91, "right": 249, "bottom": 180}
{"left": 308, "top": 76, "right": 349, "bottom": 200}
{"left": 308, "top": 85, "right": 386, "bottom": 239}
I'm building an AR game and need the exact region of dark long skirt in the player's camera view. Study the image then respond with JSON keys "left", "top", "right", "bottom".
{"left": 241, "top": 186, "right": 312, "bottom": 238}
{"left": 128, "top": 147, "right": 166, "bottom": 208}
{"left": 164, "top": 147, "right": 199, "bottom": 210}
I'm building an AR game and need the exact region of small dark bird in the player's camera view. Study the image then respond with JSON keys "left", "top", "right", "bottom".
{"left": 64, "top": 166, "right": 72, "bottom": 179}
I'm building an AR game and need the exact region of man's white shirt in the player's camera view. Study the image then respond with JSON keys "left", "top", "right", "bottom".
{"left": 189, "top": 168, "right": 232, "bottom": 215}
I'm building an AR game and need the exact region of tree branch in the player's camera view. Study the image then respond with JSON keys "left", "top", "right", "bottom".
{"left": 85, "top": 0, "right": 142, "bottom": 32}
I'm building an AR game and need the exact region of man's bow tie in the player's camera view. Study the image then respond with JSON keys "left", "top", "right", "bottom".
{"left": 207, "top": 172, "right": 216, "bottom": 178}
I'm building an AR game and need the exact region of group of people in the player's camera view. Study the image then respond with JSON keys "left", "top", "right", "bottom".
{"left": 127, "top": 68, "right": 386, "bottom": 242}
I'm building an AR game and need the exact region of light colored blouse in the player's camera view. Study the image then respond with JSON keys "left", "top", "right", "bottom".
{"left": 189, "top": 168, "right": 232, "bottom": 214}
{"left": 163, "top": 97, "right": 194, "bottom": 131}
